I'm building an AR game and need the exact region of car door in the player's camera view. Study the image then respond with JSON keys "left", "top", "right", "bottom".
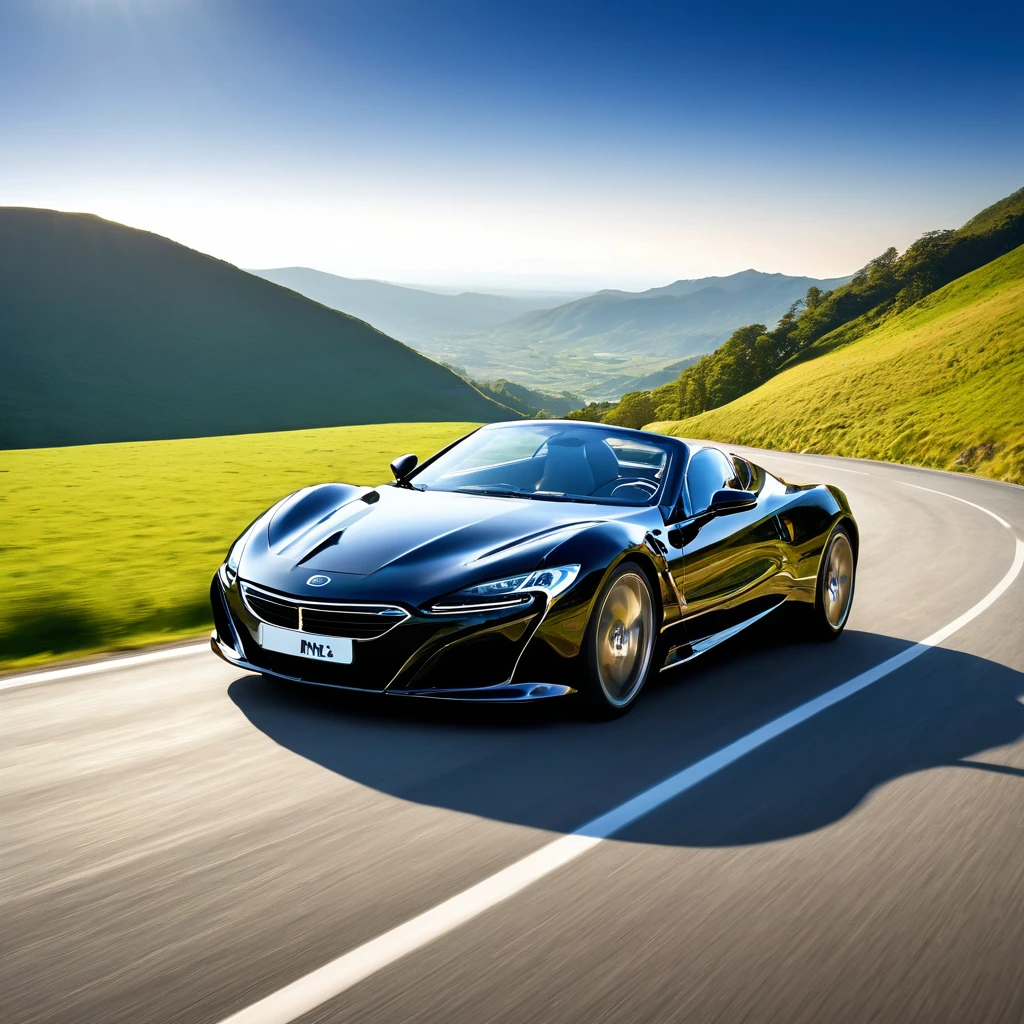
{"left": 666, "top": 447, "right": 784, "bottom": 644}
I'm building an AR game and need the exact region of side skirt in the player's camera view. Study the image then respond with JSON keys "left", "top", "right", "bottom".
{"left": 659, "top": 599, "right": 786, "bottom": 673}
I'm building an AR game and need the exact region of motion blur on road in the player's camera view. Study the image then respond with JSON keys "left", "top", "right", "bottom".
{"left": 3, "top": 449, "right": 1023, "bottom": 1024}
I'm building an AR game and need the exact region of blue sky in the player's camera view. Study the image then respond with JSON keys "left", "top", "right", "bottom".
{"left": 1, "top": 0, "right": 1021, "bottom": 289}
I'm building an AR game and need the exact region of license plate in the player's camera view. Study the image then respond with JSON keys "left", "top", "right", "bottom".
{"left": 258, "top": 623, "right": 353, "bottom": 664}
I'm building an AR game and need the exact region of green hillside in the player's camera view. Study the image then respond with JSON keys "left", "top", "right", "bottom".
{"left": 470, "top": 378, "right": 584, "bottom": 418}
{"left": 651, "top": 244, "right": 1024, "bottom": 484}
{"left": 0, "top": 422, "right": 478, "bottom": 670}
{"left": 0, "top": 209, "right": 513, "bottom": 448}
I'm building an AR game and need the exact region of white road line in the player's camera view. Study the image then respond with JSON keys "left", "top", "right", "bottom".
{"left": 892, "top": 479, "right": 1012, "bottom": 530}
{"left": 216, "top": 535, "right": 1024, "bottom": 1024}
{"left": 0, "top": 642, "right": 210, "bottom": 692}
{"left": 754, "top": 453, "right": 873, "bottom": 476}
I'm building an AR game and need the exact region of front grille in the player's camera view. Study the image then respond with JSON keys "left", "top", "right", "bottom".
{"left": 240, "top": 582, "right": 408, "bottom": 639}
{"left": 245, "top": 591, "right": 299, "bottom": 629}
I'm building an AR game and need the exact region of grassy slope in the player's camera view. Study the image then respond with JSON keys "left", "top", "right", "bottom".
{"left": 471, "top": 378, "right": 584, "bottom": 417}
{"left": 651, "top": 245, "right": 1024, "bottom": 484}
{"left": 0, "top": 422, "right": 477, "bottom": 670}
{"left": 0, "top": 209, "right": 510, "bottom": 448}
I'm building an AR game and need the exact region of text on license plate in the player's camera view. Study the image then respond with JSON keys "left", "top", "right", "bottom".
{"left": 257, "top": 623, "right": 353, "bottom": 664}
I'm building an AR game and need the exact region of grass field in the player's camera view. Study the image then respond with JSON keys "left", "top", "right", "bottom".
{"left": 651, "top": 244, "right": 1024, "bottom": 485}
{"left": 0, "top": 422, "right": 478, "bottom": 670}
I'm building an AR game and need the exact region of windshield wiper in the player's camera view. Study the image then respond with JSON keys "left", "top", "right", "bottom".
{"left": 529, "top": 493, "right": 600, "bottom": 504}
{"left": 451, "top": 486, "right": 625, "bottom": 505}
{"left": 453, "top": 484, "right": 528, "bottom": 498}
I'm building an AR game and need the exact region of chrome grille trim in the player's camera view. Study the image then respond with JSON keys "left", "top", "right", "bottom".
{"left": 239, "top": 580, "right": 410, "bottom": 640}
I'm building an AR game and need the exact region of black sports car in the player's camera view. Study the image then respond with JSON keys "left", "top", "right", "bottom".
{"left": 210, "top": 420, "right": 857, "bottom": 717}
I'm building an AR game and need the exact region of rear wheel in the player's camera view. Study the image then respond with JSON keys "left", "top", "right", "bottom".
{"left": 805, "top": 524, "right": 856, "bottom": 641}
{"left": 581, "top": 561, "right": 656, "bottom": 718}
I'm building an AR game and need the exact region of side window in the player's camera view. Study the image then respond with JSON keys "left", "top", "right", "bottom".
{"left": 686, "top": 448, "right": 737, "bottom": 514}
{"left": 735, "top": 456, "right": 766, "bottom": 494}
{"left": 731, "top": 456, "right": 753, "bottom": 490}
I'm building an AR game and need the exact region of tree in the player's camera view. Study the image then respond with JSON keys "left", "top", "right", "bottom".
{"left": 566, "top": 401, "right": 615, "bottom": 422}
{"left": 871, "top": 246, "right": 899, "bottom": 270}
{"left": 604, "top": 391, "right": 657, "bottom": 429}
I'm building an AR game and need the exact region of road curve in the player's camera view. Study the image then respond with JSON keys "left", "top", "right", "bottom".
{"left": 3, "top": 449, "right": 1023, "bottom": 1024}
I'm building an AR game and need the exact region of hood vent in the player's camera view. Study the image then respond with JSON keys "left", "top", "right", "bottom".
{"left": 296, "top": 530, "right": 344, "bottom": 566}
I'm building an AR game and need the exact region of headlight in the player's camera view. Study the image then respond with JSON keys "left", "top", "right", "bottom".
{"left": 430, "top": 564, "right": 580, "bottom": 613}
{"left": 219, "top": 525, "right": 255, "bottom": 587}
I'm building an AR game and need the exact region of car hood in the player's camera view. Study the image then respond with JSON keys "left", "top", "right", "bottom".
{"left": 238, "top": 484, "right": 638, "bottom": 601}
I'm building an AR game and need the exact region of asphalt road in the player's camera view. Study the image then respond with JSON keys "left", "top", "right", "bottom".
{"left": 3, "top": 449, "right": 1023, "bottom": 1024}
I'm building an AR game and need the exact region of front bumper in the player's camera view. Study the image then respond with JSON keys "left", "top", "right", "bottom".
{"left": 210, "top": 632, "right": 571, "bottom": 701}
{"left": 210, "top": 574, "right": 577, "bottom": 701}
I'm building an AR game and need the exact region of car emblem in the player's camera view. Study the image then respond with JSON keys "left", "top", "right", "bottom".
{"left": 306, "top": 574, "right": 331, "bottom": 587}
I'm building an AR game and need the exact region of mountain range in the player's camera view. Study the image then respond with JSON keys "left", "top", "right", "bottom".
{"left": 260, "top": 266, "right": 851, "bottom": 400}
{"left": 423, "top": 269, "right": 850, "bottom": 398}
{"left": 0, "top": 210, "right": 512, "bottom": 449}
{"left": 508, "top": 269, "right": 853, "bottom": 353}
{"left": 249, "top": 267, "right": 582, "bottom": 346}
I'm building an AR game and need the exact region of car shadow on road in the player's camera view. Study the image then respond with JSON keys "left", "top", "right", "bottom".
{"left": 227, "top": 622, "right": 1024, "bottom": 847}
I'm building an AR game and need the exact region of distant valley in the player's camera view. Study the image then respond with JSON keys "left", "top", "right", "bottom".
{"left": 258, "top": 266, "right": 851, "bottom": 400}
{"left": 249, "top": 267, "right": 584, "bottom": 346}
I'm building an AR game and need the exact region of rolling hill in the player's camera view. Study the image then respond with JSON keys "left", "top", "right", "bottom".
{"left": 249, "top": 266, "right": 583, "bottom": 347}
{"left": 611, "top": 356, "right": 703, "bottom": 394}
{"left": 468, "top": 378, "right": 584, "bottom": 418}
{"left": 498, "top": 269, "right": 852, "bottom": 357}
{"left": 651, "top": 243, "right": 1024, "bottom": 484}
{"left": 432, "top": 269, "right": 850, "bottom": 399}
{"left": 0, "top": 209, "right": 514, "bottom": 449}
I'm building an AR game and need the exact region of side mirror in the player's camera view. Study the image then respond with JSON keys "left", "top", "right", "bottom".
{"left": 709, "top": 488, "right": 757, "bottom": 514}
{"left": 390, "top": 453, "right": 418, "bottom": 483}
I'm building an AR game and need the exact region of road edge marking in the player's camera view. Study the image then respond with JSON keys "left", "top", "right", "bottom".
{"left": 215, "top": 535, "right": 1024, "bottom": 1024}
{"left": 0, "top": 642, "right": 211, "bottom": 693}
{"left": 891, "top": 478, "right": 1012, "bottom": 530}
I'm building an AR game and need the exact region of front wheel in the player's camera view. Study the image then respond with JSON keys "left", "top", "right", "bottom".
{"left": 805, "top": 524, "right": 856, "bottom": 641}
{"left": 581, "top": 561, "right": 657, "bottom": 719}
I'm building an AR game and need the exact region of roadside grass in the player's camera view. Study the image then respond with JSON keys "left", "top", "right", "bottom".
{"left": 0, "top": 422, "right": 478, "bottom": 671}
{"left": 651, "top": 244, "right": 1024, "bottom": 485}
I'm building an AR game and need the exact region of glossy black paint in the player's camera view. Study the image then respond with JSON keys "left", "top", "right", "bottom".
{"left": 210, "top": 421, "right": 857, "bottom": 702}
{"left": 389, "top": 453, "right": 418, "bottom": 483}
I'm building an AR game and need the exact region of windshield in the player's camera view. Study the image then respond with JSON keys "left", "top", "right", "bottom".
{"left": 410, "top": 423, "right": 672, "bottom": 505}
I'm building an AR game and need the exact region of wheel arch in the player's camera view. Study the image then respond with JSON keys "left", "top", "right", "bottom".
{"left": 837, "top": 515, "right": 860, "bottom": 564}
{"left": 617, "top": 550, "right": 667, "bottom": 632}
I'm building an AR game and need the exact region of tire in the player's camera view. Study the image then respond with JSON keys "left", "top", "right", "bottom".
{"left": 805, "top": 523, "right": 856, "bottom": 642}
{"left": 580, "top": 561, "right": 657, "bottom": 719}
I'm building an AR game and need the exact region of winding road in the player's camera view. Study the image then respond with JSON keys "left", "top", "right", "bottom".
{"left": 3, "top": 448, "right": 1023, "bottom": 1024}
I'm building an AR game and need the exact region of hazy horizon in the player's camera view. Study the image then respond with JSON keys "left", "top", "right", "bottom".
{"left": 2, "top": 1, "right": 1021, "bottom": 289}
{"left": 245, "top": 263, "right": 851, "bottom": 296}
